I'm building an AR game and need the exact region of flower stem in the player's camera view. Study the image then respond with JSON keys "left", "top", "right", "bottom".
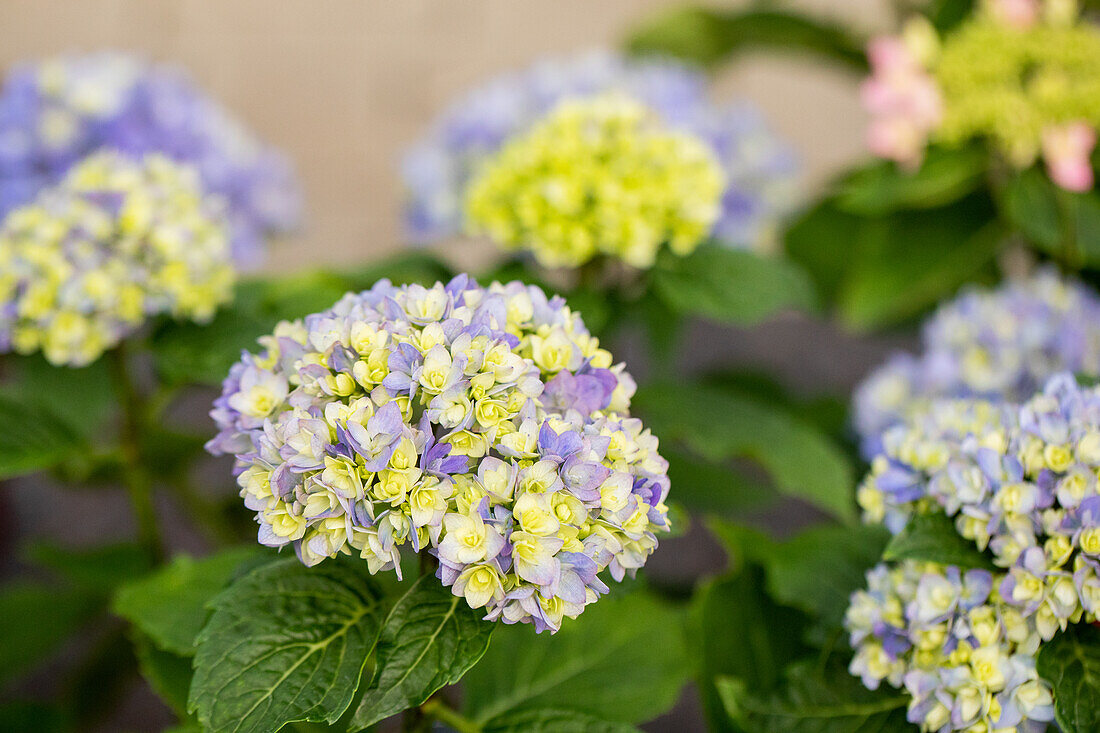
{"left": 108, "top": 345, "right": 163, "bottom": 562}
{"left": 420, "top": 698, "right": 482, "bottom": 733}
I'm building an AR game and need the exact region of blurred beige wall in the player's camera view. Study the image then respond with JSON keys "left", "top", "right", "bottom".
{"left": 0, "top": 0, "right": 893, "bottom": 272}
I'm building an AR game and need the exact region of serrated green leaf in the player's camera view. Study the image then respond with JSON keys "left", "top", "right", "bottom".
{"left": 883, "top": 512, "right": 996, "bottom": 571}
{"left": 113, "top": 547, "right": 264, "bottom": 656}
{"left": 710, "top": 520, "right": 889, "bottom": 628}
{"left": 626, "top": 7, "right": 867, "bottom": 71}
{"left": 1037, "top": 623, "right": 1100, "bottom": 733}
{"left": 464, "top": 591, "right": 688, "bottom": 726}
{"left": 351, "top": 575, "right": 493, "bottom": 729}
{"left": 717, "top": 659, "right": 907, "bottom": 732}
{"left": 835, "top": 146, "right": 987, "bottom": 216}
{"left": 691, "top": 567, "right": 811, "bottom": 733}
{"left": 0, "top": 582, "right": 97, "bottom": 685}
{"left": 484, "top": 708, "right": 640, "bottom": 733}
{"left": 190, "top": 559, "right": 385, "bottom": 733}
{"left": 634, "top": 382, "right": 856, "bottom": 522}
{"left": 651, "top": 245, "right": 816, "bottom": 325}
{"left": 133, "top": 632, "right": 194, "bottom": 716}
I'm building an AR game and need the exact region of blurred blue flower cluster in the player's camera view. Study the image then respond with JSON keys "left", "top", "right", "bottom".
{"left": 0, "top": 51, "right": 301, "bottom": 266}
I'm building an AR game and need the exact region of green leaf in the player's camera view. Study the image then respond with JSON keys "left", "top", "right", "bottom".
{"left": 0, "top": 390, "right": 85, "bottom": 480}
{"left": 0, "top": 582, "right": 97, "bottom": 685}
{"left": 484, "top": 709, "right": 641, "bottom": 733}
{"left": 835, "top": 146, "right": 987, "bottom": 216}
{"left": 463, "top": 591, "right": 688, "bottom": 726}
{"left": 690, "top": 568, "right": 810, "bottom": 732}
{"left": 1037, "top": 623, "right": 1100, "bottom": 733}
{"left": 634, "top": 382, "right": 856, "bottom": 522}
{"left": 351, "top": 575, "right": 494, "bottom": 730}
{"left": 113, "top": 546, "right": 264, "bottom": 656}
{"left": 0, "top": 701, "right": 69, "bottom": 733}
{"left": 5, "top": 354, "right": 115, "bottom": 441}
{"left": 26, "top": 541, "right": 153, "bottom": 591}
{"left": 786, "top": 194, "right": 1003, "bottom": 331}
{"left": 927, "top": 0, "right": 977, "bottom": 31}
{"left": 133, "top": 633, "right": 195, "bottom": 716}
{"left": 626, "top": 7, "right": 867, "bottom": 72}
{"left": 1000, "top": 167, "right": 1100, "bottom": 268}
{"left": 717, "top": 659, "right": 908, "bottom": 732}
{"left": 883, "top": 512, "right": 997, "bottom": 570}
{"left": 663, "top": 448, "right": 778, "bottom": 517}
{"left": 190, "top": 558, "right": 385, "bottom": 733}
{"left": 710, "top": 520, "right": 890, "bottom": 628}
{"left": 652, "top": 245, "right": 817, "bottom": 325}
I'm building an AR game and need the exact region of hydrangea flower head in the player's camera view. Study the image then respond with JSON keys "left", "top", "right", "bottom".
{"left": 207, "top": 276, "right": 670, "bottom": 632}
{"left": 403, "top": 50, "right": 799, "bottom": 258}
{"left": 862, "top": 2, "right": 1100, "bottom": 191}
{"left": 464, "top": 94, "right": 724, "bottom": 268}
{"left": 0, "top": 51, "right": 301, "bottom": 265}
{"left": 846, "top": 560, "right": 1055, "bottom": 732}
{"left": 853, "top": 270, "right": 1100, "bottom": 456}
{"left": 0, "top": 150, "right": 234, "bottom": 366}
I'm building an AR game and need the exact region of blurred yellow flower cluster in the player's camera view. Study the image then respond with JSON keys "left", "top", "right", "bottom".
{"left": 0, "top": 151, "right": 235, "bottom": 366}
{"left": 464, "top": 94, "right": 724, "bottom": 269}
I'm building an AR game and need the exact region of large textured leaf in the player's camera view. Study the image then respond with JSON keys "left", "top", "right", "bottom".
{"left": 484, "top": 709, "right": 640, "bottom": 733}
{"left": 0, "top": 391, "right": 85, "bottom": 480}
{"left": 691, "top": 568, "right": 810, "bottom": 732}
{"left": 1037, "top": 624, "right": 1100, "bottom": 733}
{"left": 634, "top": 382, "right": 856, "bottom": 522}
{"left": 835, "top": 146, "right": 987, "bottom": 216}
{"left": 717, "top": 660, "right": 908, "bottom": 732}
{"left": 711, "top": 521, "right": 889, "bottom": 628}
{"left": 0, "top": 582, "right": 97, "bottom": 684}
{"left": 463, "top": 591, "right": 688, "bottom": 726}
{"left": 883, "top": 512, "right": 996, "bottom": 571}
{"left": 351, "top": 575, "right": 494, "bottom": 729}
{"left": 113, "top": 547, "right": 264, "bottom": 656}
{"left": 651, "top": 245, "right": 816, "bottom": 325}
{"left": 189, "top": 559, "right": 384, "bottom": 733}
{"left": 627, "top": 7, "right": 867, "bottom": 71}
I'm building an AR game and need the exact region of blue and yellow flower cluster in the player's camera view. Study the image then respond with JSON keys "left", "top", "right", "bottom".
{"left": 0, "top": 151, "right": 234, "bottom": 366}
{"left": 849, "top": 373, "right": 1100, "bottom": 730}
{"left": 0, "top": 51, "right": 301, "bottom": 266}
{"left": 207, "top": 276, "right": 670, "bottom": 632}
{"left": 854, "top": 270, "right": 1100, "bottom": 458}
{"left": 403, "top": 50, "right": 799, "bottom": 263}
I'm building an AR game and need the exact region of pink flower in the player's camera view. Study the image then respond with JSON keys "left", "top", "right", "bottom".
{"left": 861, "top": 37, "right": 942, "bottom": 167}
{"left": 1042, "top": 121, "right": 1097, "bottom": 192}
{"left": 988, "top": 0, "right": 1041, "bottom": 29}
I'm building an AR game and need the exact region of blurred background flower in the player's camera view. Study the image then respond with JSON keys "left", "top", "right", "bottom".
{"left": 0, "top": 51, "right": 301, "bottom": 266}
{"left": 403, "top": 50, "right": 799, "bottom": 260}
